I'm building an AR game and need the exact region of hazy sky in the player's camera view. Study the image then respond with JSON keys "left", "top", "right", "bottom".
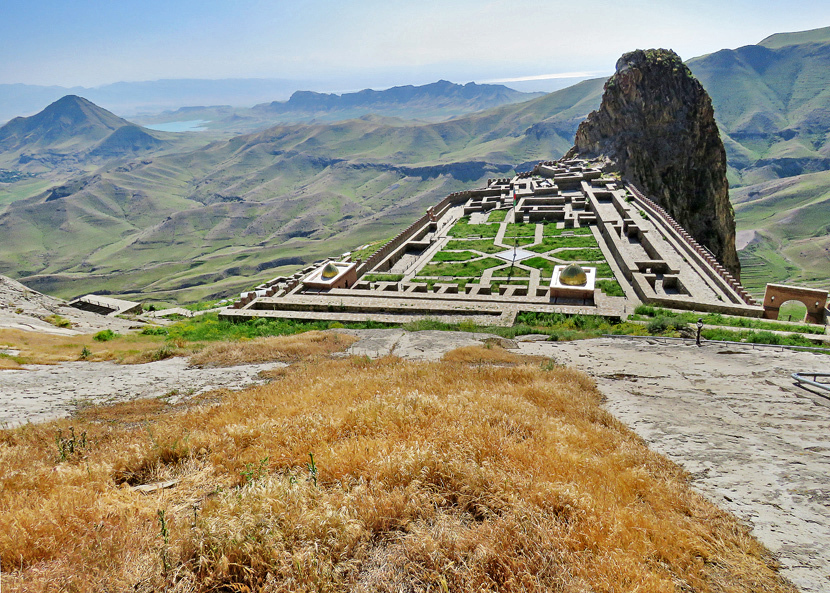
{"left": 3, "top": 0, "right": 830, "bottom": 90}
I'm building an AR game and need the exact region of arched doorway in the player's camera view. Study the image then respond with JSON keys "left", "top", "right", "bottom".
{"left": 762, "top": 283, "right": 828, "bottom": 325}
{"left": 777, "top": 300, "right": 807, "bottom": 322}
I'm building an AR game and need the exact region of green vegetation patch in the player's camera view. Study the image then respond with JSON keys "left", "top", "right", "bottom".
{"left": 597, "top": 279, "right": 625, "bottom": 297}
{"left": 362, "top": 273, "right": 405, "bottom": 282}
{"left": 429, "top": 250, "right": 481, "bottom": 263}
{"left": 487, "top": 209, "right": 508, "bottom": 222}
{"left": 447, "top": 217, "right": 499, "bottom": 238}
{"left": 410, "top": 278, "right": 469, "bottom": 291}
{"left": 631, "top": 304, "right": 825, "bottom": 334}
{"left": 93, "top": 330, "right": 120, "bottom": 342}
{"left": 444, "top": 239, "right": 504, "bottom": 254}
{"left": 502, "top": 223, "right": 538, "bottom": 237}
{"left": 527, "top": 235, "right": 598, "bottom": 254}
{"left": 167, "top": 313, "right": 390, "bottom": 342}
{"left": 551, "top": 248, "right": 605, "bottom": 262}
{"left": 543, "top": 225, "right": 592, "bottom": 237}
{"left": 521, "top": 256, "right": 557, "bottom": 277}
{"left": 490, "top": 265, "right": 531, "bottom": 278}
{"left": 418, "top": 257, "right": 503, "bottom": 277}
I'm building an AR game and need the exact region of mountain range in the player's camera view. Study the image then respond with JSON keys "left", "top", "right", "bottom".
{"left": 0, "top": 27, "right": 828, "bottom": 302}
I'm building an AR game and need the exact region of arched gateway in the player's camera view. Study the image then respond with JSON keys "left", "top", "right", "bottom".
{"left": 762, "top": 283, "right": 828, "bottom": 325}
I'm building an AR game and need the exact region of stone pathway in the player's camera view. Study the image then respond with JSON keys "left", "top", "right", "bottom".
{"left": 0, "top": 358, "right": 285, "bottom": 427}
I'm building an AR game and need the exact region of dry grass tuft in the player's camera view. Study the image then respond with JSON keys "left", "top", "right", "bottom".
{"left": 442, "top": 343, "right": 527, "bottom": 365}
{"left": 0, "top": 355, "right": 795, "bottom": 592}
{"left": 189, "top": 330, "right": 359, "bottom": 366}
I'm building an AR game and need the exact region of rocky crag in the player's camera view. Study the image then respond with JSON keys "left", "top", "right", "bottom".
{"left": 566, "top": 49, "right": 740, "bottom": 279}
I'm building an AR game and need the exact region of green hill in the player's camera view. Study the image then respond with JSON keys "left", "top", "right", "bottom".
{"left": 687, "top": 26, "right": 830, "bottom": 294}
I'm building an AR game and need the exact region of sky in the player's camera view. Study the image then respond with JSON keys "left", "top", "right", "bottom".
{"left": 3, "top": 0, "right": 830, "bottom": 92}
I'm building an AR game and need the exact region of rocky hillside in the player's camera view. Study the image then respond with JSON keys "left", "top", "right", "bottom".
{"left": 567, "top": 49, "right": 740, "bottom": 279}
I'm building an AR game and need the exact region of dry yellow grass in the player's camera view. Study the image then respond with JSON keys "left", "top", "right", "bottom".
{"left": 189, "top": 330, "right": 359, "bottom": 366}
{"left": 0, "top": 328, "right": 175, "bottom": 365}
{"left": 0, "top": 355, "right": 794, "bottom": 592}
{"left": 442, "top": 343, "right": 530, "bottom": 365}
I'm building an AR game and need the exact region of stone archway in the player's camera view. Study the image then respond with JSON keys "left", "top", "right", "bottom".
{"left": 762, "top": 283, "right": 828, "bottom": 325}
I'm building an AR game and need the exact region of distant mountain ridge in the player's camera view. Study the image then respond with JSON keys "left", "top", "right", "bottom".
{"left": 134, "top": 80, "right": 544, "bottom": 133}
{"left": 253, "top": 80, "right": 540, "bottom": 116}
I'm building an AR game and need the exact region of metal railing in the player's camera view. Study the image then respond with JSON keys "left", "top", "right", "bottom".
{"left": 792, "top": 372, "right": 830, "bottom": 392}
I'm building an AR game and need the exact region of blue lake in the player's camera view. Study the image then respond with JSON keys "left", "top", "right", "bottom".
{"left": 145, "top": 120, "right": 210, "bottom": 132}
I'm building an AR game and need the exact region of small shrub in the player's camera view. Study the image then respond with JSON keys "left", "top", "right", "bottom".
{"left": 141, "top": 326, "right": 168, "bottom": 336}
{"left": 647, "top": 316, "right": 687, "bottom": 335}
{"left": 45, "top": 314, "right": 72, "bottom": 328}
{"left": 79, "top": 346, "right": 92, "bottom": 360}
{"left": 93, "top": 329, "right": 119, "bottom": 342}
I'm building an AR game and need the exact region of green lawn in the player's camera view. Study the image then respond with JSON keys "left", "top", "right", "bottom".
{"left": 551, "top": 248, "right": 605, "bottom": 262}
{"left": 527, "top": 235, "right": 598, "bottom": 253}
{"left": 418, "top": 257, "right": 504, "bottom": 277}
{"left": 429, "top": 250, "right": 482, "bottom": 263}
{"left": 444, "top": 239, "right": 504, "bottom": 254}
{"left": 362, "top": 273, "right": 405, "bottom": 282}
{"left": 543, "top": 225, "right": 592, "bottom": 237}
{"left": 523, "top": 256, "right": 557, "bottom": 276}
{"left": 490, "top": 265, "right": 531, "bottom": 278}
{"left": 597, "top": 279, "right": 625, "bottom": 297}
{"left": 447, "top": 218, "right": 499, "bottom": 238}
{"left": 502, "top": 223, "right": 538, "bottom": 237}
{"left": 487, "top": 209, "right": 508, "bottom": 222}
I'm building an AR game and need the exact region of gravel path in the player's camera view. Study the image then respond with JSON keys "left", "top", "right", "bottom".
{"left": 0, "top": 358, "right": 285, "bottom": 427}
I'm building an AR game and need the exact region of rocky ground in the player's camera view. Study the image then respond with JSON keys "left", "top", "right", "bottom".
{"left": 0, "top": 327, "right": 828, "bottom": 592}
{"left": 0, "top": 274, "right": 141, "bottom": 334}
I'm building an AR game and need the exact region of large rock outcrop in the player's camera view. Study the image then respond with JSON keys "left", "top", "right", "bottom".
{"left": 566, "top": 49, "right": 740, "bottom": 279}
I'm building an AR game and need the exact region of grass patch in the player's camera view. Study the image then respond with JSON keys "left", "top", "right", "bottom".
{"left": 418, "top": 257, "right": 504, "bottom": 277}
{"left": 597, "top": 279, "right": 625, "bottom": 297}
{"left": 446, "top": 217, "right": 499, "bottom": 238}
{"left": 362, "top": 273, "right": 405, "bottom": 282}
{"left": 44, "top": 314, "right": 72, "bottom": 329}
{"left": 0, "top": 357, "right": 791, "bottom": 591}
{"left": 522, "top": 256, "right": 556, "bottom": 276}
{"left": 543, "top": 225, "right": 593, "bottom": 237}
{"left": 502, "top": 222, "right": 538, "bottom": 237}
{"left": 486, "top": 209, "right": 508, "bottom": 222}
{"left": 631, "top": 305, "right": 825, "bottom": 334}
{"left": 166, "top": 313, "right": 388, "bottom": 342}
{"left": 444, "top": 239, "right": 504, "bottom": 254}
{"left": 527, "top": 234, "right": 598, "bottom": 254}
{"left": 491, "top": 265, "right": 531, "bottom": 278}
{"left": 550, "top": 248, "right": 605, "bottom": 262}
{"left": 93, "top": 330, "right": 120, "bottom": 342}
{"left": 429, "top": 250, "right": 481, "bottom": 263}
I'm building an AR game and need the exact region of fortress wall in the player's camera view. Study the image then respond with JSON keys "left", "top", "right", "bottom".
{"left": 357, "top": 190, "right": 471, "bottom": 277}
{"left": 626, "top": 183, "right": 756, "bottom": 306}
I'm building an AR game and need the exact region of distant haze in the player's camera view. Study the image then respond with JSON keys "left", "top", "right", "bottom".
{"left": 3, "top": 0, "right": 830, "bottom": 91}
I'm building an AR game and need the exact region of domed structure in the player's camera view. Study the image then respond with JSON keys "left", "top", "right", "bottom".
{"left": 321, "top": 262, "right": 339, "bottom": 279}
{"left": 559, "top": 264, "right": 587, "bottom": 286}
